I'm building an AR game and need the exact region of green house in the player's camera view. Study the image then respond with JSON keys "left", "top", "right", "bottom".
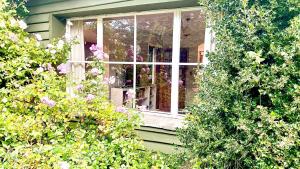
{"left": 25, "top": 0, "right": 214, "bottom": 153}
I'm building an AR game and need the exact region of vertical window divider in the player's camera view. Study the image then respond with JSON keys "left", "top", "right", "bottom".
{"left": 66, "top": 19, "right": 72, "bottom": 94}
{"left": 97, "top": 17, "right": 103, "bottom": 50}
{"left": 171, "top": 10, "right": 181, "bottom": 116}
{"left": 203, "top": 21, "right": 212, "bottom": 65}
{"left": 133, "top": 14, "right": 137, "bottom": 109}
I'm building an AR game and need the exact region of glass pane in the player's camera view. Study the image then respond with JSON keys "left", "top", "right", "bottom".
{"left": 105, "top": 64, "right": 134, "bottom": 107}
{"left": 137, "top": 13, "right": 173, "bottom": 62}
{"left": 178, "top": 66, "right": 199, "bottom": 112}
{"left": 103, "top": 16, "right": 134, "bottom": 62}
{"left": 136, "top": 65, "right": 171, "bottom": 112}
{"left": 84, "top": 20, "right": 97, "bottom": 62}
{"left": 180, "top": 11, "right": 206, "bottom": 63}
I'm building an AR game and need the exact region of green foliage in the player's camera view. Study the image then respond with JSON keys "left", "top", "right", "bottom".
{"left": 179, "top": 0, "right": 300, "bottom": 168}
{"left": 0, "top": 1, "right": 179, "bottom": 168}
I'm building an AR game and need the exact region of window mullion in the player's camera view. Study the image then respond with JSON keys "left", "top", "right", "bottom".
{"left": 133, "top": 14, "right": 137, "bottom": 109}
{"left": 171, "top": 10, "right": 181, "bottom": 116}
{"left": 97, "top": 17, "right": 103, "bottom": 49}
{"left": 203, "top": 22, "right": 212, "bottom": 65}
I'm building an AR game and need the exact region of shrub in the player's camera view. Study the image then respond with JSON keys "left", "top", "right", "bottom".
{"left": 0, "top": 1, "right": 179, "bottom": 168}
{"left": 179, "top": 0, "right": 300, "bottom": 168}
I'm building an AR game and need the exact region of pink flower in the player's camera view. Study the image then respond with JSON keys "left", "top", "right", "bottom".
{"left": 126, "top": 89, "right": 135, "bottom": 100}
{"left": 75, "top": 84, "right": 84, "bottom": 90}
{"left": 127, "top": 49, "right": 133, "bottom": 57}
{"left": 57, "top": 63, "right": 69, "bottom": 74}
{"left": 89, "top": 44, "right": 108, "bottom": 60}
{"left": 86, "top": 94, "right": 95, "bottom": 102}
{"left": 41, "top": 96, "right": 56, "bottom": 108}
{"left": 146, "top": 67, "right": 150, "bottom": 73}
{"left": 179, "top": 80, "right": 184, "bottom": 85}
{"left": 116, "top": 106, "right": 128, "bottom": 114}
{"left": 103, "top": 76, "right": 115, "bottom": 85}
{"left": 90, "top": 68, "right": 100, "bottom": 76}
{"left": 9, "top": 33, "right": 18, "bottom": 42}
{"left": 89, "top": 44, "right": 102, "bottom": 52}
{"left": 93, "top": 50, "right": 104, "bottom": 60}
{"left": 46, "top": 63, "right": 54, "bottom": 71}
{"left": 141, "top": 68, "right": 146, "bottom": 72}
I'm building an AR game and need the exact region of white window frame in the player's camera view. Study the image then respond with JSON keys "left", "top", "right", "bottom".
{"left": 66, "top": 7, "right": 213, "bottom": 118}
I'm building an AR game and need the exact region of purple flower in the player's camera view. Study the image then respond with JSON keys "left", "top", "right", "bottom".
{"left": 93, "top": 50, "right": 104, "bottom": 60}
{"left": 41, "top": 96, "right": 56, "bottom": 108}
{"left": 57, "top": 63, "right": 69, "bottom": 74}
{"left": 126, "top": 89, "right": 135, "bottom": 100}
{"left": 75, "top": 84, "right": 84, "bottom": 90}
{"left": 116, "top": 106, "right": 128, "bottom": 114}
{"left": 90, "top": 68, "right": 100, "bottom": 76}
{"left": 89, "top": 44, "right": 108, "bottom": 60}
{"left": 86, "top": 94, "right": 95, "bottom": 102}
{"left": 89, "top": 44, "right": 101, "bottom": 52}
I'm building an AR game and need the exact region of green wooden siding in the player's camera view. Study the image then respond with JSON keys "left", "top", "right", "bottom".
{"left": 136, "top": 126, "right": 183, "bottom": 154}
{"left": 25, "top": 0, "right": 197, "bottom": 153}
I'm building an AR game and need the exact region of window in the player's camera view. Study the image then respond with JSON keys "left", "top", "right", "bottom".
{"left": 68, "top": 9, "right": 211, "bottom": 116}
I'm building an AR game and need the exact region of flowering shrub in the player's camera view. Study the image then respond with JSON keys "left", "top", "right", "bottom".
{"left": 179, "top": 0, "right": 300, "bottom": 168}
{"left": 0, "top": 1, "right": 181, "bottom": 168}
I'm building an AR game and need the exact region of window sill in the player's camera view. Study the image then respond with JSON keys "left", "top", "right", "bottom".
{"left": 138, "top": 111, "right": 184, "bottom": 130}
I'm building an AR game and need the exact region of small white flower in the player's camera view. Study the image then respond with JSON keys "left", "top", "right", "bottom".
{"left": 64, "top": 33, "right": 71, "bottom": 42}
{"left": 67, "top": 20, "right": 73, "bottom": 26}
{"left": 18, "top": 20, "right": 27, "bottom": 29}
{"left": 47, "top": 44, "right": 53, "bottom": 48}
{"left": 57, "top": 40, "right": 64, "bottom": 49}
{"left": 50, "top": 49, "right": 56, "bottom": 54}
{"left": 0, "top": 21, "right": 5, "bottom": 28}
{"left": 2, "top": 97, "right": 8, "bottom": 103}
{"left": 10, "top": 18, "right": 16, "bottom": 26}
{"left": 24, "top": 37, "right": 30, "bottom": 43}
{"left": 0, "top": 43, "right": 5, "bottom": 48}
{"left": 59, "top": 161, "right": 70, "bottom": 169}
{"left": 35, "top": 33, "right": 42, "bottom": 41}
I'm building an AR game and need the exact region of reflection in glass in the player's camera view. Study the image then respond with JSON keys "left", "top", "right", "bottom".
{"left": 178, "top": 66, "right": 198, "bottom": 112}
{"left": 105, "top": 64, "right": 133, "bottom": 107}
{"left": 180, "top": 11, "right": 206, "bottom": 63}
{"left": 103, "top": 17, "right": 134, "bottom": 62}
{"left": 137, "top": 13, "right": 173, "bottom": 62}
{"left": 135, "top": 65, "right": 172, "bottom": 112}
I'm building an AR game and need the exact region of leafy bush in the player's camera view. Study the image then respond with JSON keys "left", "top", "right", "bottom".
{"left": 0, "top": 1, "right": 179, "bottom": 168}
{"left": 179, "top": 0, "right": 299, "bottom": 168}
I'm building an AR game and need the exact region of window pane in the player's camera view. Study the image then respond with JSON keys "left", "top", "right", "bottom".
{"left": 178, "top": 66, "right": 198, "bottom": 112}
{"left": 137, "top": 13, "right": 173, "bottom": 62}
{"left": 103, "top": 17, "right": 134, "bottom": 62}
{"left": 84, "top": 20, "right": 97, "bottom": 61}
{"left": 83, "top": 20, "right": 97, "bottom": 72}
{"left": 180, "top": 11, "right": 206, "bottom": 63}
{"left": 105, "top": 64, "right": 134, "bottom": 107}
{"left": 136, "top": 65, "right": 171, "bottom": 112}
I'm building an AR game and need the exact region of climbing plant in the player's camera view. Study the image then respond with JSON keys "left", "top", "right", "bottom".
{"left": 179, "top": 0, "right": 299, "bottom": 168}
